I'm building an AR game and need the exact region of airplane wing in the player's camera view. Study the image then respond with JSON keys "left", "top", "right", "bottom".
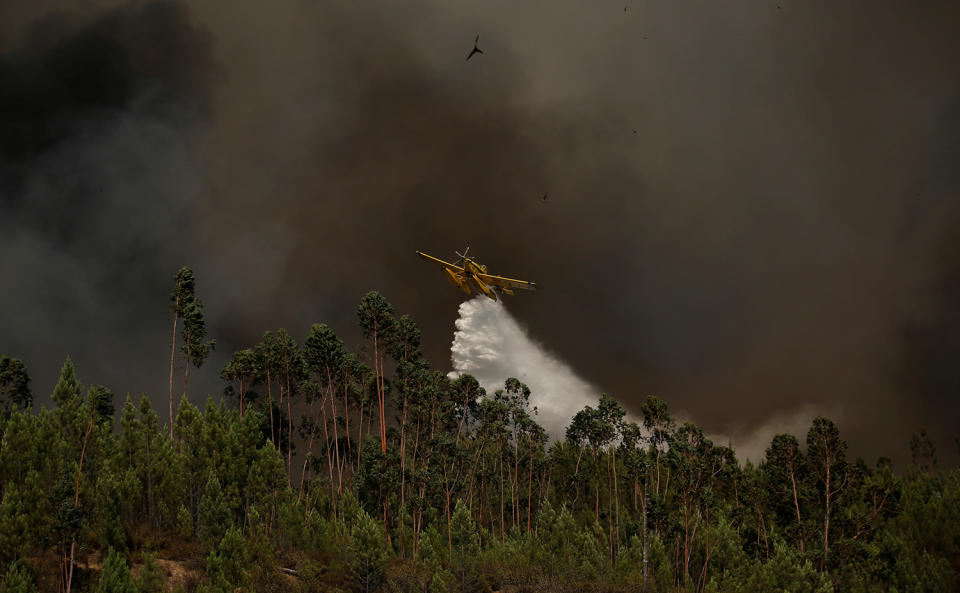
{"left": 474, "top": 272, "right": 537, "bottom": 291}
{"left": 417, "top": 251, "right": 465, "bottom": 272}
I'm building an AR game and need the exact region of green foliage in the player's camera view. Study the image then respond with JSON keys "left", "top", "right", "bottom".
{"left": 449, "top": 499, "right": 484, "bottom": 591}
{"left": 356, "top": 291, "right": 396, "bottom": 341}
{"left": 197, "top": 527, "right": 245, "bottom": 593}
{"left": 176, "top": 504, "right": 193, "bottom": 539}
{"left": 180, "top": 299, "right": 216, "bottom": 369}
{"left": 0, "top": 484, "right": 28, "bottom": 566}
{"left": 133, "top": 551, "right": 164, "bottom": 593}
{"left": 350, "top": 508, "right": 389, "bottom": 593}
{"left": 170, "top": 267, "right": 216, "bottom": 394}
{"left": 738, "top": 542, "right": 833, "bottom": 593}
{"left": 87, "top": 385, "right": 115, "bottom": 424}
{"left": 387, "top": 315, "right": 422, "bottom": 362}
{"left": 96, "top": 547, "right": 135, "bottom": 593}
{"left": 197, "top": 471, "right": 231, "bottom": 547}
{"left": 2, "top": 290, "right": 958, "bottom": 593}
{"left": 1, "top": 560, "right": 37, "bottom": 593}
{"left": 52, "top": 357, "right": 83, "bottom": 406}
{"left": 0, "top": 355, "right": 31, "bottom": 411}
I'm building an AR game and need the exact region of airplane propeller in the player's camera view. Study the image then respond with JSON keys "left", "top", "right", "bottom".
{"left": 454, "top": 246, "right": 471, "bottom": 266}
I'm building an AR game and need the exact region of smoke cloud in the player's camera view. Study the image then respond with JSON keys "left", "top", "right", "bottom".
{"left": 1, "top": 0, "right": 958, "bottom": 466}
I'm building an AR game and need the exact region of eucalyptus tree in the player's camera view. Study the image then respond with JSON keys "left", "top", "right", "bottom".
{"left": 806, "top": 416, "right": 848, "bottom": 569}
{"left": 519, "top": 410, "right": 547, "bottom": 533}
{"left": 356, "top": 291, "right": 396, "bottom": 456}
{"left": 220, "top": 349, "right": 261, "bottom": 417}
{"left": 567, "top": 398, "right": 619, "bottom": 530}
{"left": 272, "top": 329, "right": 306, "bottom": 477}
{"left": 640, "top": 395, "right": 674, "bottom": 497}
{"left": 253, "top": 332, "right": 277, "bottom": 445}
{"left": 619, "top": 420, "right": 650, "bottom": 584}
{"left": 387, "top": 314, "right": 423, "bottom": 512}
{"left": 180, "top": 297, "right": 216, "bottom": 400}
{"left": 304, "top": 323, "right": 348, "bottom": 495}
{"left": 501, "top": 378, "right": 532, "bottom": 531}
{"left": 597, "top": 393, "right": 625, "bottom": 556}
{"left": 168, "top": 267, "right": 215, "bottom": 438}
{"left": 763, "top": 434, "right": 808, "bottom": 554}
{"left": 344, "top": 354, "right": 373, "bottom": 472}
{"left": 669, "top": 422, "right": 716, "bottom": 587}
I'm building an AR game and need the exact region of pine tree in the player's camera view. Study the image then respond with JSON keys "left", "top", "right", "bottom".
{"left": 1, "top": 560, "right": 37, "bottom": 593}
{"left": 96, "top": 547, "right": 135, "bottom": 593}
{"left": 52, "top": 357, "right": 83, "bottom": 407}
{"left": 350, "top": 508, "right": 388, "bottom": 593}
{"left": 0, "top": 355, "right": 32, "bottom": 411}
{"left": 449, "top": 499, "right": 482, "bottom": 591}
{"left": 133, "top": 552, "right": 164, "bottom": 593}
{"left": 198, "top": 471, "right": 231, "bottom": 547}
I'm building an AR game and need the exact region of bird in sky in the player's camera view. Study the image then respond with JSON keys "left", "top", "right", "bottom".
{"left": 467, "top": 35, "right": 483, "bottom": 61}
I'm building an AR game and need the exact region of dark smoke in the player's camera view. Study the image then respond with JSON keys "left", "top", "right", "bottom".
{"left": 2, "top": 0, "right": 958, "bottom": 466}
{"left": 0, "top": 0, "right": 215, "bottom": 399}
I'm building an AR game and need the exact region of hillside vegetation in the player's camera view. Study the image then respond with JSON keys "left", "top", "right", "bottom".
{"left": 0, "top": 270, "right": 957, "bottom": 592}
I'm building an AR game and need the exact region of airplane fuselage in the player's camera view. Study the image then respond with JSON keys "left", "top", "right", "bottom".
{"left": 418, "top": 249, "right": 532, "bottom": 301}
{"left": 450, "top": 258, "right": 499, "bottom": 301}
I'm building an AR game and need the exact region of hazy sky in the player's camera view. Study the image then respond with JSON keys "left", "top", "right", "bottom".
{"left": 1, "top": 0, "right": 958, "bottom": 466}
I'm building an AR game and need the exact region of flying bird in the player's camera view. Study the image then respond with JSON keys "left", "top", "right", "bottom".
{"left": 467, "top": 35, "right": 483, "bottom": 61}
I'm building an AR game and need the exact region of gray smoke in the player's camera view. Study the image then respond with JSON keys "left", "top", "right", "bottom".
{"left": 2, "top": 0, "right": 958, "bottom": 467}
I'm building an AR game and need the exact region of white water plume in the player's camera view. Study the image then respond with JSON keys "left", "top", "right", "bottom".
{"left": 449, "top": 296, "right": 598, "bottom": 437}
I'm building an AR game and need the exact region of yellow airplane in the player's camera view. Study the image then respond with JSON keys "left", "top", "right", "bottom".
{"left": 417, "top": 247, "right": 537, "bottom": 301}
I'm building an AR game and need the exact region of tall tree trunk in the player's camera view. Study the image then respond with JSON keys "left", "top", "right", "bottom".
{"left": 499, "top": 450, "right": 505, "bottom": 542}
{"left": 642, "top": 472, "right": 648, "bottom": 586}
{"left": 357, "top": 395, "right": 365, "bottom": 472}
{"left": 298, "top": 395, "right": 318, "bottom": 503}
{"left": 183, "top": 353, "right": 190, "bottom": 404}
{"left": 66, "top": 419, "right": 94, "bottom": 593}
{"left": 790, "top": 468, "right": 805, "bottom": 553}
{"left": 399, "top": 392, "right": 407, "bottom": 510}
{"left": 526, "top": 438, "right": 534, "bottom": 532}
{"left": 373, "top": 331, "right": 386, "bottom": 454}
{"left": 612, "top": 444, "right": 620, "bottom": 555}
{"left": 594, "top": 450, "right": 600, "bottom": 525}
{"left": 266, "top": 367, "right": 274, "bottom": 445}
{"left": 343, "top": 370, "right": 352, "bottom": 466}
{"left": 823, "top": 462, "right": 831, "bottom": 570}
{"left": 320, "top": 392, "right": 335, "bottom": 504}
{"left": 514, "top": 426, "right": 520, "bottom": 530}
{"left": 168, "top": 311, "right": 178, "bottom": 439}
{"left": 757, "top": 505, "right": 770, "bottom": 560}
{"left": 287, "top": 376, "right": 294, "bottom": 481}
{"left": 329, "top": 372, "right": 342, "bottom": 494}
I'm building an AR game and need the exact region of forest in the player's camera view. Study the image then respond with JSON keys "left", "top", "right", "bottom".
{"left": 0, "top": 268, "right": 957, "bottom": 593}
